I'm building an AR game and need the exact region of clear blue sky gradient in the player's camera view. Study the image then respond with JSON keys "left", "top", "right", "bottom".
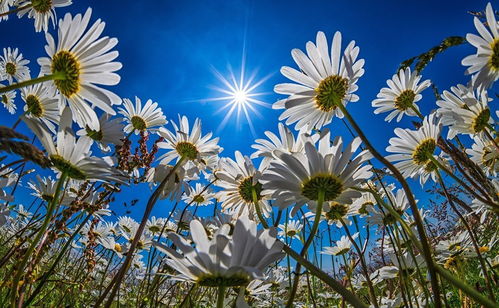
{"left": 0, "top": 1, "right": 494, "bottom": 233}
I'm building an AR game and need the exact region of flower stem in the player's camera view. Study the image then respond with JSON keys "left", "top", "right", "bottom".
{"left": 410, "top": 105, "right": 424, "bottom": 119}
{"left": 216, "top": 286, "right": 226, "bottom": 308}
{"left": 435, "top": 170, "right": 496, "bottom": 302}
{"left": 0, "top": 72, "right": 66, "bottom": 95}
{"left": 252, "top": 190, "right": 367, "bottom": 308}
{"left": 24, "top": 213, "right": 92, "bottom": 307}
{"left": 435, "top": 265, "right": 497, "bottom": 308}
{"left": 97, "top": 157, "right": 186, "bottom": 308}
{"left": 286, "top": 189, "right": 324, "bottom": 307}
{"left": 0, "top": 4, "right": 31, "bottom": 18}
{"left": 428, "top": 155, "right": 499, "bottom": 210}
{"left": 336, "top": 102, "right": 442, "bottom": 308}
{"left": 10, "top": 172, "right": 68, "bottom": 308}
{"left": 341, "top": 220, "right": 379, "bottom": 308}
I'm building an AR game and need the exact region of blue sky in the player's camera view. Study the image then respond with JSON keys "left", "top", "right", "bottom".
{"left": 0, "top": 1, "right": 493, "bottom": 230}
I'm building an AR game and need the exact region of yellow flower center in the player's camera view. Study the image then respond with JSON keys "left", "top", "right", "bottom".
{"left": 395, "top": 90, "right": 416, "bottom": 111}
{"left": 175, "top": 141, "right": 199, "bottom": 160}
{"left": 301, "top": 174, "right": 343, "bottom": 201}
{"left": 5, "top": 62, "right": 16, "bottom": 76}
{"left": 51, "top": 50, "right": 80, "bottom": 97}
{"left": 412, "top": 139, "right": 436, "bottom": 165}
{"left": 314, "top": 75, "right": 349, "bottom": 112}
{"left": 238, "top": 176, "right": 262, "bottom": 203}
{"left": 489, "top": 39, "right": 499, "bottom": 70}
{"left": 50, "top": 154, "right": 86, "bottom": 180}
{"left": 131, "top": 115, "right": 147, "bottom": 131}
{"left": 32, "top": 0, "right": 53, "bottom": 13}
{"left": 26, "top": 94, "right": 44, "bottom": 118}
{"left": 471, "top": 108, "right": 490, "bottom": 133}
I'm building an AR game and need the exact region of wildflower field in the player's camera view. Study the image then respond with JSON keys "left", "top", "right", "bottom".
{"left": 0, "top": 0, "right": 498, "bottom": 307}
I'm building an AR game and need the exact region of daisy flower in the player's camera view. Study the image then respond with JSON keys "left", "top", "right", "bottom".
{"left": 350, "top": 190, "right": 377, "bottom": 216}
{"left": 251, "top": 122, "right": 320, "bottom": 168}
{"left": 372, "top": 67, "right": 431, "bottom": 122}
{"left": 273, "top": 31, "right": 365, "bottom": 131}
{"left": 321, "top": 233, "right": 358, "bottom": 256}
{"left": 146, "top": 216, "right": 166, "bottom": 235}
{"left": 153, "top": 215, "right": 284, "bottom": 287}
{"left": 0, "top": 171, "right": 16, "bottom": 202}
{"left": 319, "top": 201, "right": 362, "bottom": 228}
{"left": 1, "top": 86, "right": 16, "bottom": 114}
{"left": 118, "top": 216, "right": 139, "bottom": 235}
{"left": 157, "top": 115, "right": 222, "bottom": 166}
{"left": 0, "top": 47, "right": 30, "bottom": 83}
{"left": 277, "top": 219, "right": 303, "bottom": 240}
{"left": 37, "top": 8, "right": 122, "bottom": 130}
{"left": 462, "top": 2, "right": 499, "bottom": 88}
{"left": 24, "top": 108, "right": 127, "bottom": 183}
{"left": 99, "top": 236, "right": 124, "bottom": 256}
{"left": 119, "top": 96, "right": 167, "bottom": 134}
{"left": 386, "top": 113, "right": 441, "bottom": 182}
{"left": 28, "top": 175, "right": 74, "bottom": 204}
{"left": 467, "top": 134, "right": 499, "bottom": 176}
{"left": 261, "top": 131, "right": 372, "bottom": 216}
{"left": 145, "top": 164, "right": 188, "bottom": 201}
{"left": 451, "top": 97, "right": 492, "bottom": 136}
{"left": 367, "top": 189, "right": 411, "bottom": 226}
{"left": 215, "top": 151, "right": 271, "bottom": 218}
{"left": 436, "top": 84, "right": 478, "bottom": 139}
{"left": 0, "top": 1, "right": 14, "bottom": 22}
{"left": 16, "top": 0, "right": 72, "bottom": 32}
{"left": 182, "top": 182, "right": 215, "bottom": 206}
{"left": 21, "top": 82, "right": 60, "bottom": 132}
{"left": 77, "top": 113, "right": 124, "bottom": 152}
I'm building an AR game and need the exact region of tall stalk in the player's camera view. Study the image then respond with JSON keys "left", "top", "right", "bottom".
{"left": 336, "top": 103, "right": 443, "bottom": 307}
{"left": 10, "top": 172, "right": 68, "bottom": 308}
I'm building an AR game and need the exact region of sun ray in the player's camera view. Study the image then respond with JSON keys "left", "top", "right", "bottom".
{"left": 208, "top": 62, "right": 272, "bottom": 135}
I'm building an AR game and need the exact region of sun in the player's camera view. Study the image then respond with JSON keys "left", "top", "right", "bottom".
{"left": 199, "top": 56, "right": 272, "bottom": 136}
{"left": 233, "top": 90, "right": 248, "bottom": 104}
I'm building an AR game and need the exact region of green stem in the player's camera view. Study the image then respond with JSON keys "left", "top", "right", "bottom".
{"left": 336, "top": 102, "right": 442, "bottom": 307}
{"left": 435, "top": 170, "right": 496, "bottom": 302}
{"left": 361, "top": 186, "right": 497, "bottom": 307}
{"left": 428, "top": 155, "right": 498, "bottom": 209}
{"left": 435, "top": 265, "right": 497, "bottom": 308}
{"left": 341, "top": 220, "right": 379, "bottom": 308}
{"left": 410, "top": 105, "right": 424, "bottom": 119}
{"left": 0, "top": 4, "right": 31, "bottom": 18}
{"left": 97, "top": 156, "right": 186, "bottom": 308}
{"left": 252, "top": 188, "right": 367, "bottom": 308}
{"left": 0, "top": 72, "right": 66, "bottom": 95}
{"left": 216, "top": 286, "right": 226, "bottom": 308}
{"left": 10, "top": 172, "right": 68, "bottom": 308}
{"left": 286, "top": 190, "right": 324, "bottom": 307}
{"left": 24, "top": 213, "right": 92, "bottom": 307}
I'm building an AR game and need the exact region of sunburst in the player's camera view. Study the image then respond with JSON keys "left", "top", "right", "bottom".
{"left": 205, "top": 58, "right": 272, "bottom": 136}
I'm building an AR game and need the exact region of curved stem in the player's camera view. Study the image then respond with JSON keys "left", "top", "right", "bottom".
{"left": 428, "top": 155, "right": 498, "bottom": 209}
{"left": 340, "top": 220, "right": 379, "bottom": 308}
{"left": 336, "top": 103, "right": 442, "bottom": 307}
{"left": 252, "top": 188, "right": 368, "bottom": 307}
{"left": 435, "top": 265, "right": 497, "bottom": 308}
{"left": 0, "top": 72, "right": 66, "bottom": 95}
{"left": 24, "top": 214, "right": 92, "bottom": 307}
{"left": 0, "top": 4, "right": 31, "bottom": 18}
{"left": 10, "top": 172, "right": 68, "bottom": 308}
{"left": 286, "top": 190, "right": 324, "bottom": 307}
{"left": 410, "top": 105, "right": 424, "bottom": 119}
{"left": 435, "top": 170, "right": 496, "bottom": 302}
{"left": 97, "top": 157, "right": 186, "bottom": 307}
